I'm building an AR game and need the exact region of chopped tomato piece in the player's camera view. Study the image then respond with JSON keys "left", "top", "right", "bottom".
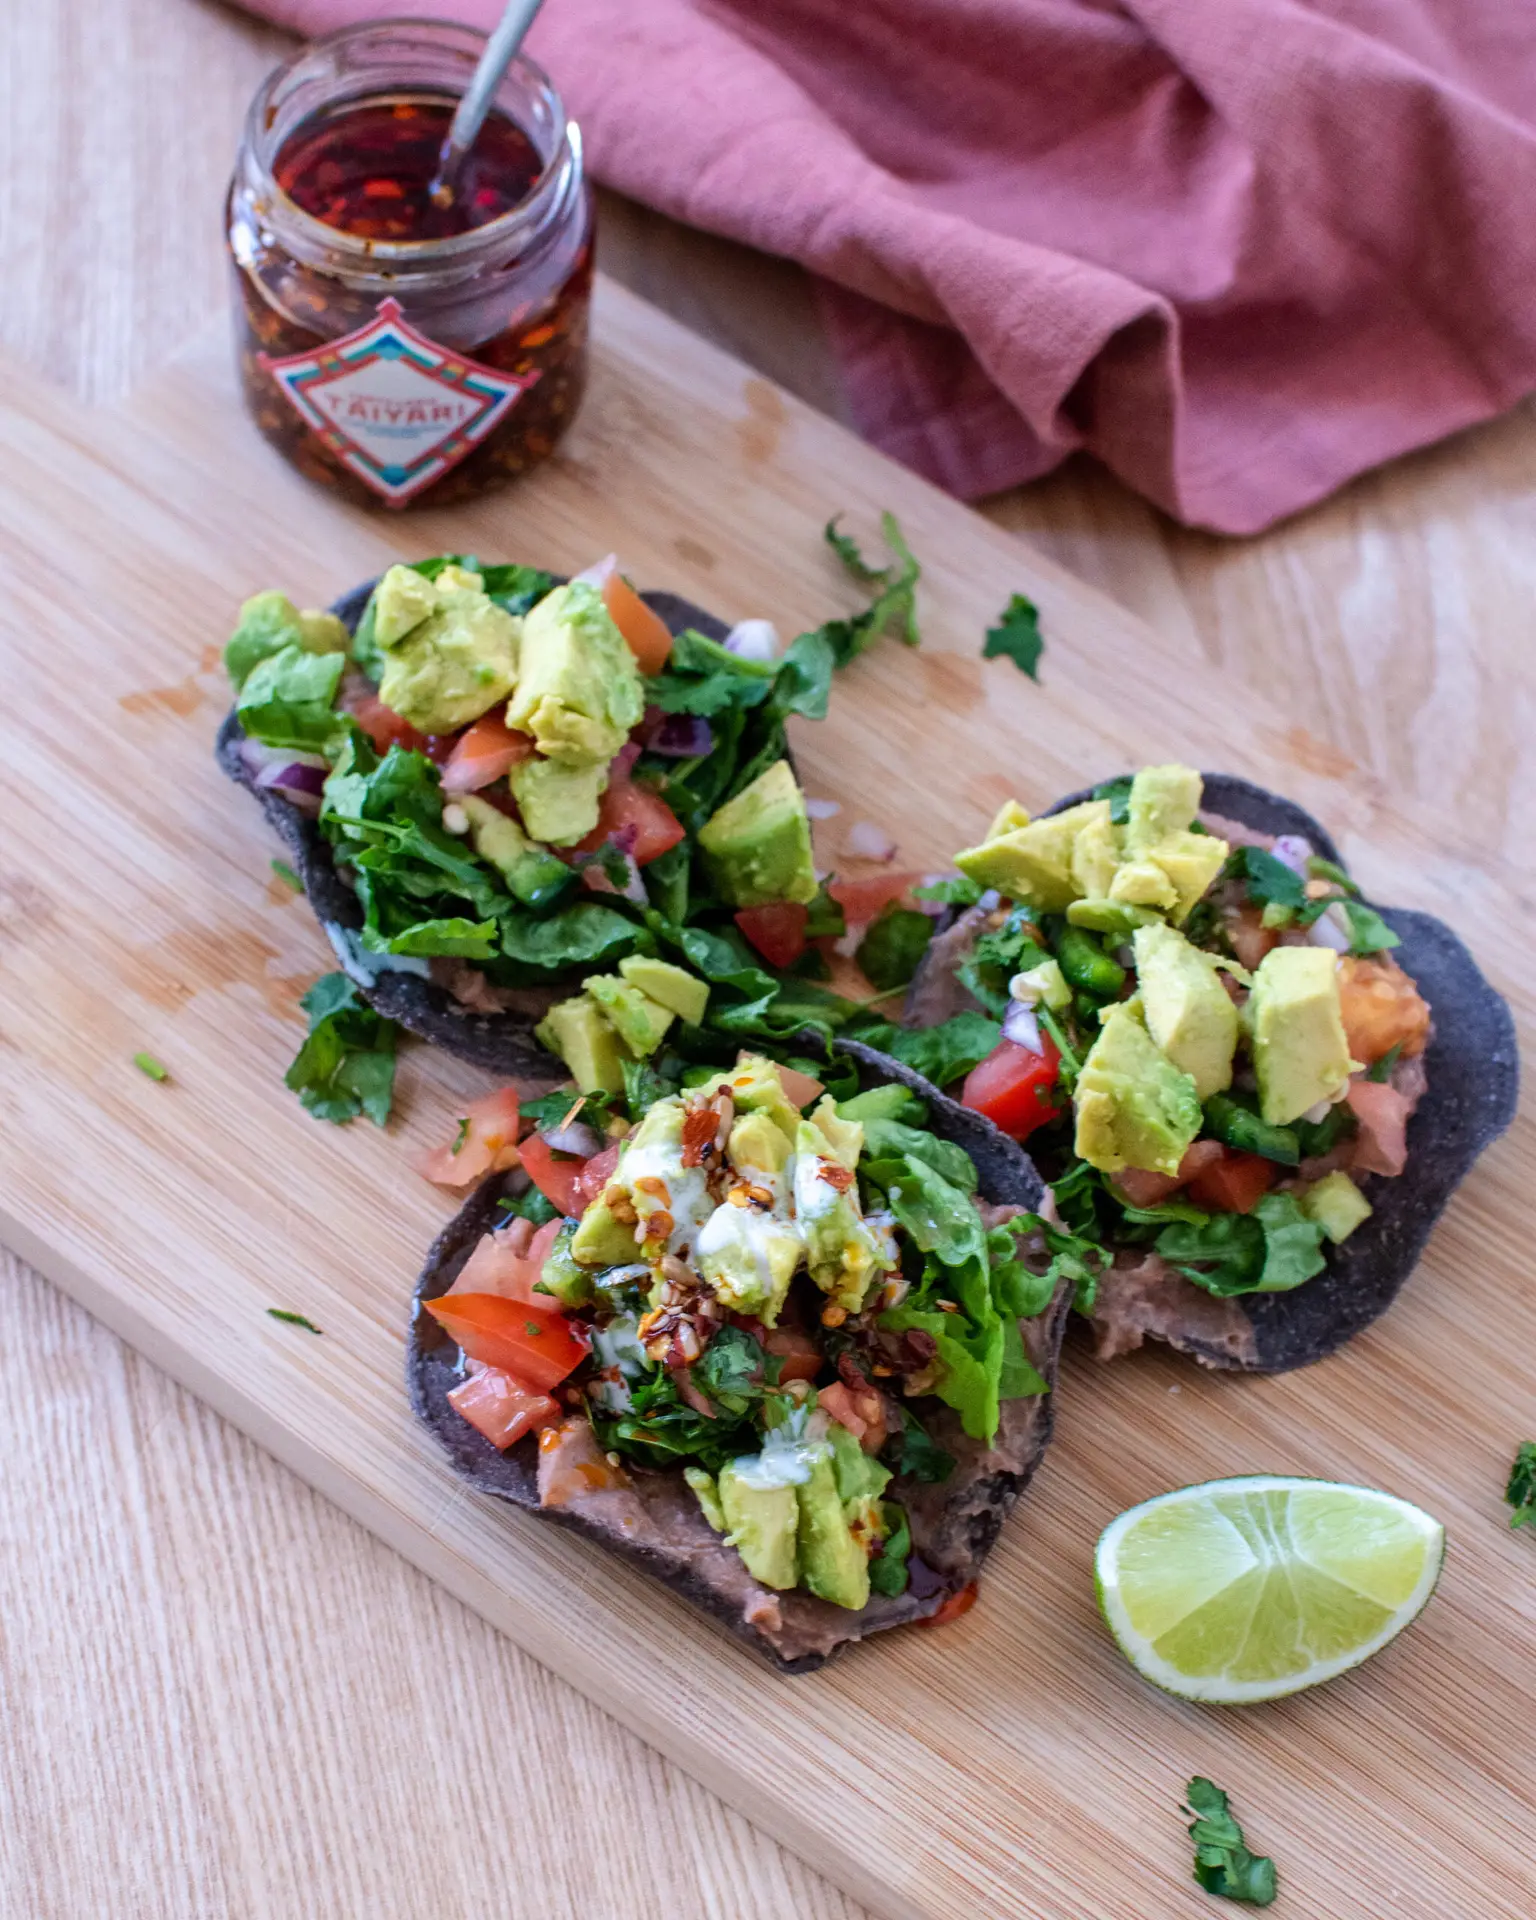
{"left": 602, "top": 570, "right": 675, "bottom": 675}
{"left": 573, "top": 779, "right": 686, "bottom": 867}
{"left": 916, "top": 1582, "right": 979, "bottom": 1629}
{"left": 1184, "top": 1148, "right": 1276, "bottom": 1215}
{"left": 960, "top": 1036, "right": 1062, "bottom": 1136}
{"left": 734, "top": 902, "right": 809, "bottom": 970}
{"left": 817, "top": 1381, "right": 889, "bottom": 1454}
{"left": 1223, "top": 902, "right": 1279, "bottom": 972}
{"left": 450, "top": 1217, "right": 564, "bottom": 1302}
{"left": 447, "top": 1361, "right": 559, "bottom": 1449}
{"left": 764, "top": 1327, "right": 822, "bottom": 1383}
{"left": 1346, "top": 1078, "right": 1410, "bottom": 1176}
{"left": 773, "top": 1062, "right": 825, "bottom": 1108}
{"left": 417, "top": 1088, "right": 521, "bottom": 1188}
{"left": 1112, "top": 1140, "right": 1224, "bottom": 1209}
{"left": 344, "top": 687, "right": 432, "bottom": 757}
{"left": 423, "top": 1292, "right": 588, "bottom": 1392}
{"left": 827, "top": 871, "right": 921, "bottom": 927}
{"left": 518, "top": 1134, "right": 621, "bottom": 1217}
{"left": 1337, "top": 954, "right": 1430, "bottom": 1065}
{"left": 440, "top": 710, "right": 533, "bottom": 795}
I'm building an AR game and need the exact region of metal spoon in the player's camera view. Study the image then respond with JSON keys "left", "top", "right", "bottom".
{"left": 429, "top": 0, "right": 548, "bottom": 210}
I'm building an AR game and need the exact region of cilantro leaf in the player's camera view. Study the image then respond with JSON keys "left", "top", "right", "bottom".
{"left": 284, "top": 972, "right": 398, "bottom": 1127}
{"left": 912, "top": 873, "right": 984, "bottom": 909}
{"left": 691, "top": 1325, "right": 772, "bottom": 1415}
{"left": 1506, "top": 1442, "right": 1536, "bottom": 1530}
{"left": 1339, "top": 899, "right": 1402, "bottom": 955}
{"left": 1227, "top": 845, "right": 1307, "bottom": 922}
{"left": 867, "top": 1501, "right": 913, "bottom": 1596}
{"left": 982, "top": 592, "right": 1043, "bottom": 680}
{"left": 266, "top": 1308, "right": 324, "bottom": 1336}
{"left": 271, "top": 858, "right": 303, "bottom": 892}
{"left": 497, "top": 1187, "right": 560, "bottom": 1227}
{"left": 884, "top": 1408, "right": 955, "bottom": 1484}
{"left": 1183, "top": 1778, "right": 1277, "bottom": 1906}
{"left": 1091, "top": 775, "right": 1134, "bottom": 825}
{"left": 813, "top": 511, "right": 922, "bottom": 664}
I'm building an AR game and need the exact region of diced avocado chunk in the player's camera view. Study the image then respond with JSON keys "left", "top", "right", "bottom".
{"left": 537, "top": 1222, "right": 594, "bottom": 1306}
{"left": 685, "top": 1466, "right": 726, "bottom": 1534}
{"left": 1070, "top": 807, "right": 1122, "bottom": 899}
{"left": 505, "top": 581, "right": 644, "bottom": 764}
{"left": 1300, "top": 1171, "right": 1373, "bottom": 1244}
{"left": 827, "top": 1421, "right": 892, "bottom": 1542}
{"left": 706, "top": 1054, "right": 802, "bottom": 1145}
{"left": 454, "top": 794, "right": 569, "bottom": 908}
{"left": 1249, "top": 946, "right": 1356, "bottom": 1127}
{"left": 568, "top": 1196, "right": 642, "bottom": 1268}
{"left": 696, "top": 1203, "right": 803, "bottom": 1321}
{"left": 225, "top": 589, "right": 349, "bottom": 689}
{"left": 1012, "top": 956, "right": 1070, "bottom": 1010}
{"left": 1109, "top": 858, "right": 1178, "bottom": 912}
{"left": 953, "top": 799, "right": 1110, "bottom": 911}
{"left": 509, "top": 754, "right": 607, "bottom": 846}
{"left": 535, "top": 993, "right": 631, "bottom": 1095}
{"left": 985, "top": 798, "right": 1031, "bottom": 838}
{"left": 727, "top": 1110, "right": 791, "bottom": 1177}
{"left": 836, "top": 1083, "right": 925, "bottom": 1127}
{"left": 808, "top": 1095, "right": 863, "bottom": 1170}
{"left": 1150, "top": 829, "right": 1229, "bottom": 923}
{"left": 697, "top": 760, "right": 818, "bottom": 909}
{"left": 1124, "top": 762, "right": 1204, "bottom": 856}
{"left": 717, "top": 1460, "right": 800, "bottom": 1590}
{"left": 372, "top": 564, "right": 520, "bottom": 733}
{"left": 1133, "top": 922, "right": 1238, "bottom": 1101}
{"left": 793, "top": 1119, "right": 886, "bottom": 1312}
{"left": 617, "top": 956, "right": 710, "bottom": 1025}
{"left": 1074, "top": 1000, "right": 1202, "bottom": 1176}
{"left": 586, "top": 974, "right": 674, "bottom": 1057}
{"left": 371, "top": 564, "right": 440, "bottom": 647}
{"left": 795, "top": 1447, "right": 870, "bottom": 1610}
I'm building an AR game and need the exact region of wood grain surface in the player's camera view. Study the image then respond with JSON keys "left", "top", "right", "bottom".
{"left": 2, "top": 5, "right": 1533, "bottom": 1918}
{"left": 1, "top": 291, "right": 1532, "bottom": 1920}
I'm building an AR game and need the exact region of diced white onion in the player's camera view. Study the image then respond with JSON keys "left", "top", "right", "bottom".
{"left": 723, "top": 618, "right": 783, "bottom": 663}
{"left": 845, "top": 820, "right": 897, "bottom": 863}
{"left": 1270, "top": 834, "right": 1314, "bottom": 875}
{"left": 571, "top": 553, "right": 617, "bottom": 589}
{"left": 1310, "top": 903, "right": 1352, "bottom": 952}
{"left": 1001, "top": 1002, "right": 1043, "bottom": 1053}
{"left": 804, "top": 797, "right": 842, "bottom": 820}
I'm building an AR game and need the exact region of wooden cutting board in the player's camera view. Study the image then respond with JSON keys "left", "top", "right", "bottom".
{"left": 2, "top": 278, "right": 1531, "bottom": 1920}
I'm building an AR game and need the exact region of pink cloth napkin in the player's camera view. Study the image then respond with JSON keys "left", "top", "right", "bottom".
{"left": 247, "top": 0, "right": 1536, "bottom": 531}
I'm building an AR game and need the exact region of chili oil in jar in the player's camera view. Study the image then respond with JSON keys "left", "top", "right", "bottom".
{"left": 227, "top": 21, "right": 592, "bottom": 508}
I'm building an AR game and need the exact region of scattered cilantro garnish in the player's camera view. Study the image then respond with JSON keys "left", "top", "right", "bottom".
{"left": 1338, "top": 899, "right": 1401, "bottom": 955}
{"left": 133, "top": 1052, "right": 169, "bottom": 1083}
{"left": 982, "top": 592, "right": 1043, "bottom": 680}
{"left": 450, "top": 1116, "right": 471, "bottom": 1155}
{"left": 1305, "top": 855, "right": 1359, "bottom": 896}
{"left": 856, "top": 906, "right": 934, "bottom": 992}
{"left": 497, "top": 1188, "right": 560, "bottom": 1226}
{"left": 913, "top": 873, "right": 984, "bottom": 909}
{"left": 818, "top": 511, "right": 922, "bottom": 661}
{"left": 271, "top": 858, "right": 303, "bottom": 892}
{"left": 1365, "top": 1042, "right": 1405, "bottom": 1084}
{"left": 1506, "top": 1443, "right": 1536, "bottom": 1530}
{"left": 1091, "top": 774, "right": 1134, "bottom": 824}
{"left": 1183, "top": 1778, "right": 1277, "bottom": 1906}
{"left": 884, "top": 1407, "right": 956, "bottom": 1484}
{"left": 266, "top": 1309, "right": 323, "bottom": 1335}
{"left": 284, "top": 972, "right": 397, "bottom": 1127}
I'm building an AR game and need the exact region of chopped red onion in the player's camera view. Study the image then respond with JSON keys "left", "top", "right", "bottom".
{"left": 723, "top": 618, "right": 783, "bottom": 663}
{"left": 572, "top": 553, "right": 617, "bottom": 589}
{"left": 610, "top": 740, "right": 643, "bottom": 782}
{"left": 1270, "top": 834, "right": 1314, "bottom": 875}
{"left": 1001, "top": 1001, "right": 1044, "bottom": 1053}
{"left": 243, "top": 741, "right": 327, "bottom": 814}
{"left": 804, "top": 797, "right": 842, "bottom": 820}
{"left": 845, "top": 820, "right": 897, "bottom": 863}
{"left": 540, "top": 1120, "right": 603, "bottom": 1158}
{"left": 645, "top": 711, "right": 714, "bottom": 757}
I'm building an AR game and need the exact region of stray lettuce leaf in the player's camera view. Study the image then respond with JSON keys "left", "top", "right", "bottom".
{"left": 1506, "top": 1442, "right": 1536, "bottom": 1530}
{"left": 1183, "top": 1778, "right": 1278, "bottom": 1907}
{"left": 996, "top": 1312, "right": 1048, "bottom": 1399}
{"left": 862, "top": 1119, "right": 978, "bottom": 1194}
{"left": 989, "top": 1223, "right": 1064, "bottom": 1320}
{"left": 271, "top": 857, "right": 303, "bottom": 891}
{"left": 236, "top": 644, "right": 345, "bottom": 752}
{"left": 884, "top": 1158, "right": 988, "bottom": 1273}
{"left": 1155, "top": 1192, "right": 1325, "bottom": 1297}
{"left": 497, "top": 902, "right": 639, "bottom": 974}
{"left": 266, "top": 1308, "right": 323, "bottom": 1335}
{"left": 284, "top": 972, "right": 397, "bottom": 1127}
{"left": 982, "top": 592, "right": 1044, "bottom": 680}
{"left": 363, "top": 916, "right": 499, "bottom": 959}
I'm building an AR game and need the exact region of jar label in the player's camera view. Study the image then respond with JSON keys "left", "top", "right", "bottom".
{"left": 260, "top": 298, "right": 541, "bottom": 505}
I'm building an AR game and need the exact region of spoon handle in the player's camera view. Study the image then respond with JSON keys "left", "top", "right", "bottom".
{"left": 438, "top": 0, "right": 548, "bottom": 190}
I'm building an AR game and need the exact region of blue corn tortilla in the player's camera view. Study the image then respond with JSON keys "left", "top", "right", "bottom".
{"left": 215, "top": 580, "right": 734, "bottom": 1087}
{"left": 904, "top": 772, "right": 1518, "bottom": 1373}
{"left": 407, "top": 1050, "right": 1067, "bottom": 1673}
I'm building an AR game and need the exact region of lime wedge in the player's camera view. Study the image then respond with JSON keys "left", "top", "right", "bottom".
{"left": 1096, "top": 1475, "right": 1444, "bottom": 1704}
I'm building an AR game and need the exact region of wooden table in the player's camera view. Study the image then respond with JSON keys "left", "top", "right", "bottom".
{"left": 3, "top": 5, "right": 1530, "bottom": 1917}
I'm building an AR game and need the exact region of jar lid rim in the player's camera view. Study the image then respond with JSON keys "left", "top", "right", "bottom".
{"left": 244, "top": 19, "right": 576, "bottom": 269}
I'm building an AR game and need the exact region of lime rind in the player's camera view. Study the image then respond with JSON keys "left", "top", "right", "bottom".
{"left": 1095, "top": 1474, "right": 1444, "bottom": 1705}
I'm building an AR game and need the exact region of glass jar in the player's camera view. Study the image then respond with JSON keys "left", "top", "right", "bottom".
{"left": 226, "top": 21, "right": 593, "bottom": 509}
